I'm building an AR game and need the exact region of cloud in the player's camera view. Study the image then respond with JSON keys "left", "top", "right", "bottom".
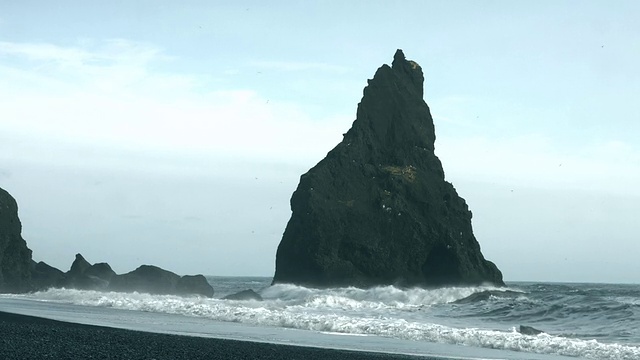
{"left": 0, "top": 39, "right": 165, "bottom": 67}
{"left": 248, "top": 60, "right": 349, "bottom": 73}
{"left": 0, "top": 39, "right": 184, "bottom": 98}
{"left": 0, "top": 41, "right": 88, "bottom": 63}
{"left": 0, "top": 39, "right": 352, "bottom": 172}
{"left": 436, "top": 134, "right": 640, "bottom": 196}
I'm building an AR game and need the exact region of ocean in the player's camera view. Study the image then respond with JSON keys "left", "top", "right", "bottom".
{"left": 1, "top": 277, "right": 638, "bottom": 360}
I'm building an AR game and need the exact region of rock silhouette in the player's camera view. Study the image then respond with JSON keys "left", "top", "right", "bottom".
{"left": 0, "top": 187, "right": 33, "bottom": 293}
{"left": 63, "top": 254, "right": 116, "bottom": 290}
{"left": 223, "top": 289, "right": 263, "bottom": 301}
{"left": 109, "top": 265, "right": 214, "bottom": 297}
{"left": 273, "top": 50, "right": 504, "bottom": 288}
{"left": 31, "top": 260, "right": 66, "bottom": 290}
{"left": 519, "top": 325, "right": 544, "bottom": 336}
{"left": 176, "top": 274, "right": 215, "bottom": 298}
{"left": 0, "top": 186, "right": 214, "bottom": 297}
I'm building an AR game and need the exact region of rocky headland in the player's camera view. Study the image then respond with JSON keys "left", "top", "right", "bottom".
{"left": 273, "top": 50, "right": 504, "bottom": 288}
{"left": 0, "top": 187, "right": 33, "bottom": 293}
{"left": 0, "top": 186, "right": 214, "bottom": 297}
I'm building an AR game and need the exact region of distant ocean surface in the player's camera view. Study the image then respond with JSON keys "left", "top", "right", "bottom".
{"left": 1, "top": 277, "right": 639, "bottom": 359}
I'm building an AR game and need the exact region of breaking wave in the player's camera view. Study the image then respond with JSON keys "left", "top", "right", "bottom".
{"left": 12, "top": 283, "right": 640, "bottom": 360}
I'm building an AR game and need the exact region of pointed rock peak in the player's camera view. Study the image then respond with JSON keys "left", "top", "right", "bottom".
{"left": 347, "top": 49, "right": 434, "bottom": 152}
{"left": 69, "top": 253, "right": 92, "bottom": 275}
{"left": 388, "top": 49, "right": 424, "bottom": 97}
{"left": 392, "top": 49, "right": 406, "bottom": 65}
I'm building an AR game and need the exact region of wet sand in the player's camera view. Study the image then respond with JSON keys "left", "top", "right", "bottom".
{"left": 0, "top": 311, "right": 440, "bottom": 360}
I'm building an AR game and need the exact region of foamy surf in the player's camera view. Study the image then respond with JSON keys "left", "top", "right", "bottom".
{"left": 4, "top": 281, "right": 639, "bottom": 360}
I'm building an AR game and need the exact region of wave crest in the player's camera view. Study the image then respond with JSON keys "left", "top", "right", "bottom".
{"left": 11, "top": 285, "right": 640, "bottom": 360}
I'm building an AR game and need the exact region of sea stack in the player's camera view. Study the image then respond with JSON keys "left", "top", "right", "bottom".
{"left": 273, "top": 50, "right": 504, "bottom": 288}
{"left": 0, "top": 187, "right": 33, "bottom": 293}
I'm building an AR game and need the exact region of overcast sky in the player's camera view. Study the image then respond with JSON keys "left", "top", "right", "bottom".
{"left": 1, "top": 1, "right": 639, "bottom": 283}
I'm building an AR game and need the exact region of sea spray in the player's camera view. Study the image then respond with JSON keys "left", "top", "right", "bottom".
{"left": 5, "top": 281, "right": 640, "bottom": 360}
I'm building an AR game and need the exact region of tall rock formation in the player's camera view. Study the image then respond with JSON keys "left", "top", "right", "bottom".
{"left": 0, "top": 187, "right": 33, "bottom": 293}
{"left": 273, "top": 50, "right": 504, "bottom": 288}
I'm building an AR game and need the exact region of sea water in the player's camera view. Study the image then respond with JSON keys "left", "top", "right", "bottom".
{"left": 1, "top": 278, "right": 639, "bottom": 360}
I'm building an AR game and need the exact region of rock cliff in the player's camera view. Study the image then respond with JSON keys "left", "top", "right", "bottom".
{"left": 0, "top": 187, "right": 33, "bottom": 293}
{"left": 273, "top": 50, "right": 504, "bottom": 288}
{"left": 0, "top": 187, "right": 214, "bottom": 297}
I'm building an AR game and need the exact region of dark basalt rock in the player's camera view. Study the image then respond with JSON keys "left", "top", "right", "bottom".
{"left": 31, "top": 260, "right": 66, "bottom": 290}
{"left": 68, "top": 253, "right": 92, "bottom": 277}
{"left": 519, "top": 325, "right": 544, "bottom": 335}
{"left": 62, "top": 254, "right": 115, "bottom": 290}
{"left": 0, "top": 187, "right": 34, "bottom": 293}
{"left": 176, "top": 275, "right": 215, "bottom": 297}
{"left": 453, "top": 289, "right": 523, "bottom": 304}
{"left": 273, "top": 50, "right": 504, "bottom": 288}
{"left": 35, "top": 253, "right": 212, "bottom": 296}
{"left": 109, "top": 265, "right": 214, "bottom": 297}
{"left": 223, "top": 289, "right": 263, "bottom": 301}
{"left": 109, "top": 265, "right": 180, "bottom": 294}
{"left": 0, "top": 188, "right": 214, "bottom": 296}
{"left": 84, "top": 262, "right": 116, "bottom": 282}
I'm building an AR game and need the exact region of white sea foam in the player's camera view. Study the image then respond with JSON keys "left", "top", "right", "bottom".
{"left": 614, "top": 296, "right": 640, "bottom": 306}
{"left": 14, "top": 286, "right": 640, "bottom": 360}
{"left": 260, "top": 283, "right": 508, "bottom": 308}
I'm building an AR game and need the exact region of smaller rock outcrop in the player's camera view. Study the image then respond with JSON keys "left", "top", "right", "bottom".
{"left": 0, "top": 187, "right": 215, "bottom": 297}
{"left": 29, "top": 254, "right": 214, "bottom": 297}
{"left": 68, "top": 253, "right": 91, "bottom": 276}
{"left": 176, "top": 275, "right": 214, "bottom": 298}
{"left": 109, "top": 265, "right": 180, "bottom": 294}
{"left": 84, "top": 262, "right": 116, "bottom": 282}
{"left": 30, "top": 260, "right": 65, "bottom": 290}
{"left": 223, "top": 289, "right": 263, "bottom": 301}
{"left": 519, "top": 325, "right": 544, "bottom": 336}
{"left": 109, "top": 265, "right": 214, "bottom": 297}
{"left": 63, "top": 254, "right": 115, "bottom": 290}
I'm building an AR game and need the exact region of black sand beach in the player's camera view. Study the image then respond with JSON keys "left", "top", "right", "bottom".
{"left": 0, "top": 311, "right": 436, "bottom": 360}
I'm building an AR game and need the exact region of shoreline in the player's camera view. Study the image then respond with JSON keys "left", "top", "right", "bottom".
{"left": 0, "top": 310, "right": 439, "bottom": 360}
